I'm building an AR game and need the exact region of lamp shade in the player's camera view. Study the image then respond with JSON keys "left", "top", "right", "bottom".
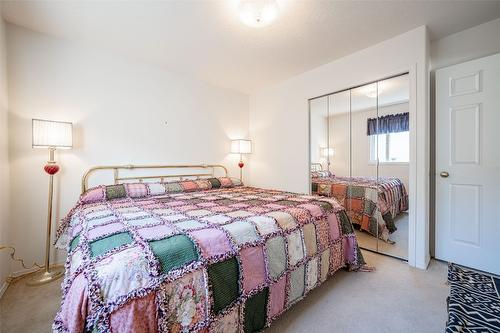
{"left": 321, "top": 147, "right": 334, "bottom": 157}
{"left": 231, "top": 139, "right": 252, "bottom": 154}
{"left": 32, "top": 119, "right": 73, "bottom": 149}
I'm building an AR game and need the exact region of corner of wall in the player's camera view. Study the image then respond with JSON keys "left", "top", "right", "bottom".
{"left": 0, "top": 6, "right": 12, "bottom": 297}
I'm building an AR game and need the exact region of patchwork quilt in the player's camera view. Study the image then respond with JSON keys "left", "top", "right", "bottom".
{"left": 311, "top": 175, "right": 408, "bottom": 241}
{"left": 54, "top": 177, "right": 364, "bottom": 333}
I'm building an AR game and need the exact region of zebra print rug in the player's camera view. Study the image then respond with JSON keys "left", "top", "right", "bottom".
{"left": 446, "top": 263, "right": 500, "bottom": 332}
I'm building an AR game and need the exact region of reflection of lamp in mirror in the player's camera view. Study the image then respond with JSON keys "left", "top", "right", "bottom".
{"left": 230, "top": 139, "right": 252, "bottom": 182}
{"left": 321, "top": 147, "right": 334, "bottom": 170}
{"left": 29, "top": 119, "right": 73, "bottom": 286}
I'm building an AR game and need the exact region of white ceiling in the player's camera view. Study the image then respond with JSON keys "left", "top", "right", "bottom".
{"left": 2, "top": 1, "right": 500, "bottom": 94}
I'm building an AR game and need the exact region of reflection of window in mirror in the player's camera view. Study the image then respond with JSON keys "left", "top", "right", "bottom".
{"left": 369, "top": 131, "right": 409, "bottom": 163}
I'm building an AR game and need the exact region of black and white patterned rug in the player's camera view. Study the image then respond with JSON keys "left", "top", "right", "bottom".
{"left": 446, "top": 263, "right": 500, "bottom": 332}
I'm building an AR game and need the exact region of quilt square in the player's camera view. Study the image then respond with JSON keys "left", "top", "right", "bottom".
{"left": 116, "top": 206, "right": 141, "bottom": 214}
{"left": 219, "top": 177, "right": 233, "bottom": 188}
{"left": 240, "top": 246, "right": 266, "bottom": 294}
{"left": 69, "top": 235, "right": 81, "bottom": 252}
{"left": 247, "top": 216, "right": 279, "bottom": 236}
{"left": 265, "top": 236, "right": 286, "bottom": 280}
{"left": 152, "top": 208, "right": 175, "bottom": 216}
{"left": 127, "top": 216, "right": 162, "bottom": 227}
{"left": 327, "top": 214, "right": 341, "bottom": 241}
{"left": 297, "top": 203, "right": 323, "bottom": 218}
{"left": 244, "top": 287, "right": 268, "bottom": 333}
{"left": 208, "top": 257, "right": 239, "bottom": 314}
{"left": 156, "top": 268, "right": 208, "bottom": 332}
{"left": 196, "top": 202, "right": 217, "bottom": 208}
{"left": 226, "top": 210, "right": 253, "bottom": 218}
{"left": 186, "top": 209, "right": 212, "bottom": 218}
{"left": 147, "top": 183, "right": 166, "bottom": 195}
{"left": 320, "top": 249, "right": 330, "bottom": 282}
{"left": 210, "top": 206, "right": 233, "bottom": 213}
{"left": 288, "top": 265, "right": 305, "bottom": 305}
{"left": 122, "top": 211, "right": 151, "bottom": 220}
{"left": 202, "top": 214, "right": 232, "bottom": 225}
{"left": 95, "top": 246, "right": 151, "bottom": 300}
{"left": 329, "top": 240, "right": 344, "bottom": 274}
{"left": 316, "top": 219, "right": 330, "bottom": 251}
{"left": 195, "top": 179, "right": 212, "bottom": 190}
{"left": 88, "top": 222, "right": 124, "bottom": 241}
{"left": 347, "top": 186, "right": 364, "bottom": 199}
{"left": 88, "top": 215, "right": 118, "bottom": 228}
{"left": 110, "top": 293, "right": 157, "bottom": 333}
{"left": 266, "top": 211, "right": 297, "bottom": 231}
{"left": 180, "top": 181, "right": 199, "bottom": 192}
{"left": 302, "top": 223, "right": 317, "bottom": 256}
{"left": 207, "top": 178, "right": 221, "bottom": 189}
{"left": 287, "top": 230, "right": 305, "bottom": 267}
{"left": 81, "top": 188, "right": 105, "bottom": 204}
{"left": 175, "top": 219, "right": 208, "bottom": 231}
{"left": 137, "top": 224, "right": 174, "bottom": 240}
{"left": 305, "top": 258, "right": 319, "bottom": 292}
{"left": 223, "top": 221, "right": 259, "bottom": 245}
{"left": 164, "top": 182, "right": 183, "bottom": 193}
{"left": 285, "top": 208, "right": 311, "bottom": 225}
{"left": 90, "top": 232, "right": 133, "bottom": 258}
{"left": 209, "top": 305, "right": 240, "bottom": 333}
{"left": 162, "top": 213, "right": 188, "bottom": 222}
{"left": 106, "top": 184, "right": 127, "bottom": 200}
{"left": 86, "top": 209, "right": 114, "bottom": 220}
{"left": 268, "top": 275, "right": 286, "bottom": 319}
{"left": 189, "top": 228, "right": 233, "bottom": 259}
{"left": 149, "top": 235, "right": 199, "bottom": 273}
{"left": 126, "top": 183, "right": 148, "bottom": 198}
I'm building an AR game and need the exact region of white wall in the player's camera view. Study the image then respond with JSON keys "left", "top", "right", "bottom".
{"left": 430, "top": 17, "right": 500, "bottom": 71}
{"left": 6, "top": 24, "right": 249, "bottom": 270}
{"left": 0, "top": 8, "right": 11, "bottom": 294}
{"left": 249, "top": 26, "right": 429, "bottom": 268}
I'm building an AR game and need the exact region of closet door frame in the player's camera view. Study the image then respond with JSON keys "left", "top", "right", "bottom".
{"left": 308, "top": 69, "right": 422, "bottom": 268}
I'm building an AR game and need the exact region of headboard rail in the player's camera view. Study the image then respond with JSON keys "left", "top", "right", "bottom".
{"left": 310, "top": 163, "right": 323, "bottom": 172}
{"left": 82, "top": 164, "right": 228, "bottom": 193}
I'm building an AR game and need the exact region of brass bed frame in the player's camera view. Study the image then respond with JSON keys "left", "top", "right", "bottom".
{"left": 81, "top": 164, "right": 228, "bottom": 193}
{"left": 310, "top": 163, "right": 323, "bottom": 172}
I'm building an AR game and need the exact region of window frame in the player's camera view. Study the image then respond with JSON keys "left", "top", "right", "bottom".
{"left": 369, "top": 131, "right": 410, "bottom": 165}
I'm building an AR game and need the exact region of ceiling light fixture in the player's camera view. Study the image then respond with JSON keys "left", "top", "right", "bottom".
{"left": 238, "top": 0, "right": 279, "bottom": 28}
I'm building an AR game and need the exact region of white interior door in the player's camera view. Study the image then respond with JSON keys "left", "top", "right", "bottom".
{"left": 435, "top": 53, "right": 500, "bottom": 275}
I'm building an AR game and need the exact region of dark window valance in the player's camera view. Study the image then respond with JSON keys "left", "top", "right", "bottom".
{"left": 367, "top": 112, "right": 409, "bottom": 136}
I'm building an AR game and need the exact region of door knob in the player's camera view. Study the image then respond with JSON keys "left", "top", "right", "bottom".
{"left": 440, "top": 171, "right": 449, "bottom": 178}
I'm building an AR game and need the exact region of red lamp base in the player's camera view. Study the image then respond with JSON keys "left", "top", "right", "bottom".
{"left": 44, "top": 164, "right": 60, "bottom": 175}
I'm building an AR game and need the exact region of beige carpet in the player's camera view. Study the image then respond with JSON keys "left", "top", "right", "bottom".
{"left": 356, "top": 212, "right": 409, "bottom": 259}
{"left": 0, "top": 251, "right": 449, "bottom": 333}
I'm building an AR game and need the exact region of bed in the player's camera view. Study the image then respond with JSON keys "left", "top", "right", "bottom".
{"left": 310, "top": 163, "right": 408, "bottom": 242}
{"left": 53, "top": 164, "right": 365, "bottom": 333}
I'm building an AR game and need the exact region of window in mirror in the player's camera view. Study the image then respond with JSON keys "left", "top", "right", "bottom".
{"left": 370, "top": 131, "right": 409, "bottom": 163}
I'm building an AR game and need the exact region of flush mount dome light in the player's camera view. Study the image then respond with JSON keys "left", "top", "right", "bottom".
{"left": 238, "top": 0, "right": 279, "bottom": 28}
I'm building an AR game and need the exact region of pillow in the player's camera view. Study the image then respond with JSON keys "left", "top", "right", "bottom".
{"left": 311, "top": 170, "right": 334, "bottom": 178}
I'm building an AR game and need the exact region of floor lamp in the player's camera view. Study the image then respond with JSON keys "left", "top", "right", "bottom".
{"left": 230, "top": 139, "right": 252, "bottom": 182}
{"left": 28, "top": 119, "right": 73, "bottom": 286}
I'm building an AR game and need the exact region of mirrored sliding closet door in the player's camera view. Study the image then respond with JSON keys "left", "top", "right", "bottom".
{"left": 309, "top": 73, "right": 410, "bottom": 260}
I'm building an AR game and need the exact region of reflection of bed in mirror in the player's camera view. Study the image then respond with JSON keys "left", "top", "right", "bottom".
{"left": 310, "top": 163, "right": 408, "bottom": 242}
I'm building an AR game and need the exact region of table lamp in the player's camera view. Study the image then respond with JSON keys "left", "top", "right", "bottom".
{"left": 230, "top": 139, "right": 252, "bottom": 182}
{"left": 29, "top": 119, "right": 72, "bottom": 285}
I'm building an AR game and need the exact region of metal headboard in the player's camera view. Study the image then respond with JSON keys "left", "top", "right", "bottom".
{"left": 311, "top": 163, "right": 323, "bottom": 172}
{"left": 82, "top": 164, "right": 228, "bottom": 193}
